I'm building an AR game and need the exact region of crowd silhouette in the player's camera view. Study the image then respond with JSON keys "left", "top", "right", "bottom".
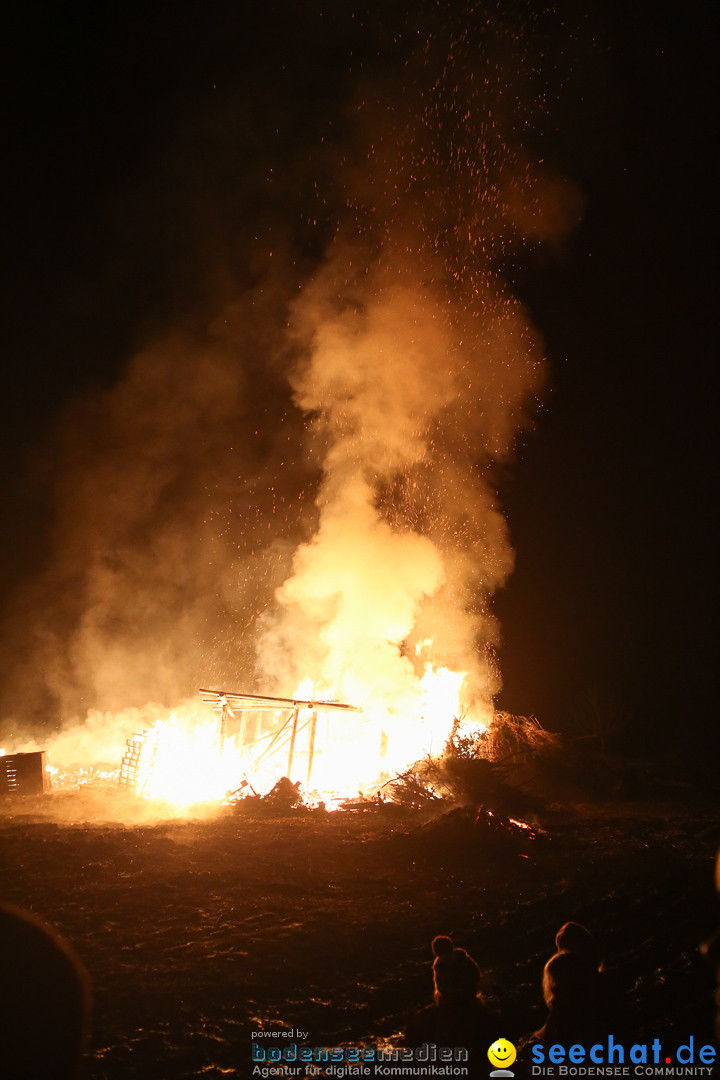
{"left": 403, "top": 890, "right": 720, "bottom": 1078}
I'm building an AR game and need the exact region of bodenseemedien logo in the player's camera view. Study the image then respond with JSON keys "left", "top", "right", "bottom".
{"left": 488, "top": 1038, "right": 517, "bottom": 1077}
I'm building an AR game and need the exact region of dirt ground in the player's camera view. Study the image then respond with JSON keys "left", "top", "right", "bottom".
{"left": 1, "top": 791, "right": 719, "bottom": 1079}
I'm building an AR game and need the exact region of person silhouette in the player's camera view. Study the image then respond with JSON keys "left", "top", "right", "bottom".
{"left": 701, "top": 850, "right": 720, "bottom": 1044}
{"left": 405, "top": 935, "right": 496, "bottom": 1077}
{"left": 0, "top": 904, "right": 90, "bottom": 1078}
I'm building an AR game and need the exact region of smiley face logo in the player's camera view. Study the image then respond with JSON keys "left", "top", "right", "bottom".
{"left": 487, "top": 1038, "right": 517, "bottom": 1072}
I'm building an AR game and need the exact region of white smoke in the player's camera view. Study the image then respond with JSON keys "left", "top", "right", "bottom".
{"left": 0, "top": 5, "right": 582, "bottom": 790}
{"left": 256, "top": 247, "right": 547, "bottom": 731}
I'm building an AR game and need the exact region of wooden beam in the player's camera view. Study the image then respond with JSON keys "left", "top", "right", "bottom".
{"left": 218, "top": 701, "right": 228, "bottom": 754}
{"left": 306, "top": 709, "right": 317, "bottom": 788}
{"left": 199, "top": 689, "right": 361, "bottom": 713}
{"left": 253, "top": 711, "right": 295, "bottom": 768}
{"left": 287, "top": 707, "right": 299, "bottom": 778}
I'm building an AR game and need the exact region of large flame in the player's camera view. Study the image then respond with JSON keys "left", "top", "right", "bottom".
{"left": 106, "top": 648, "right": 481, "bottom": 809}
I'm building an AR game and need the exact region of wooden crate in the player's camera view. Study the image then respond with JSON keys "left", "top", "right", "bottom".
{"left": 0, "top": 751, "right": 49, "bottom": 796}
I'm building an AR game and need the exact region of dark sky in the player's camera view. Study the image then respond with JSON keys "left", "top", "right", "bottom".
{"left": 495, "top": 1, "right": 717, "bottom": 758}
{"left": 1, "top": 2, "right": 716, "bottom": 760}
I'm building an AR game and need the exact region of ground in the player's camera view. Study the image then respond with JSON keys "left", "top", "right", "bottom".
{"left": 0, "top": 793, "right": 718, "bottom": 1078}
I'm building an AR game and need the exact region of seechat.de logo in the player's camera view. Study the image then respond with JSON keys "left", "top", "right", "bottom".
{"left": 488, "top": 1038, "right": 517, "bottom": 1077}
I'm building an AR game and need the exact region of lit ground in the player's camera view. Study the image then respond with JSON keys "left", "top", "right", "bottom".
{"left": 0, "top": 792, "right": 718, "bottom": 1078}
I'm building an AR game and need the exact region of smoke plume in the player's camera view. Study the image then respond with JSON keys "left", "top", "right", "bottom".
{"left": 0, "top": 3, "right": 581, "bottom": 770}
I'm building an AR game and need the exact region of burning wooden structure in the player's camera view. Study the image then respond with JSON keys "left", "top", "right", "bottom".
{"left": 199, "top": 689, "right": 362, "bottom": 785}
{"left": 118, "top": 690, "right": 362, "bottom": 797}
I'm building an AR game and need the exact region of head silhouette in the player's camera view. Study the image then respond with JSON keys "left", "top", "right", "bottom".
{"left": 543, "top": 949, "right": 595, "bottom": 1011}
{"left": 555, "top": 921, "right": 600, "bottom": 968}
{"left": 0, "top": 904, "right": 90, "bottom": 1079}
{"left": 431, "top": 935, "right": 480, "bottom": 1003}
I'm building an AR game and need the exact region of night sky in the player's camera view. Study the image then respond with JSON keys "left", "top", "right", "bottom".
{"left": 1, "top": 2, "right": 716, "bottom": 768}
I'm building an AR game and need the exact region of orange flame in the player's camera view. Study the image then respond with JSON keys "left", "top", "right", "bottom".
{"left": 113, "top": 648, "right": 485, "bottom": 810}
